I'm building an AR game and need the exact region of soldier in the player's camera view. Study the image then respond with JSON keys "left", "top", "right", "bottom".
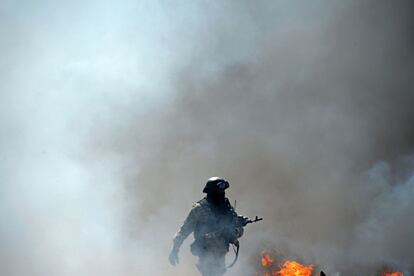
{"left": 169, "top": 177, "right": 245, "bottom": 276}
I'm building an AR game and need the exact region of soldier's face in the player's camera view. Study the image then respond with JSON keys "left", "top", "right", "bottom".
{"left": 208, "top": 189, "right": 226, "bottom": 204}
{"left": 216, "top": 181, "right": 229, "bottom": 190}
{"left": 216, "top": 190, "right": 225, "bottom": 197}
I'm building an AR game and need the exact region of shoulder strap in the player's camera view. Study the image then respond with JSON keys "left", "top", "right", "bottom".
{"left": 226, "top": 241, "right": 240, "bottom": 269}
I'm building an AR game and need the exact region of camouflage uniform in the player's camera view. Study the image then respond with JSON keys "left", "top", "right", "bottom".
{"left": 172, "top": 197, "right": 244, "bottom": 276}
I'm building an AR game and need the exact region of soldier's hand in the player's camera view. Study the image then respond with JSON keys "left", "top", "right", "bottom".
{"left": 169, "top": 249, "right": 179, "bottom": 266}
{"left": 238, "top": 216, "right": 249, "bottom": 226}
{"left": 234, "top": 227, "right": 244, "bottom": 238}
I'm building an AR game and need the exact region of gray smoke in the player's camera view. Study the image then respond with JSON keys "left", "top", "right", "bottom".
{"left": 1, "top": 0, "right": 414, "bottom": 275}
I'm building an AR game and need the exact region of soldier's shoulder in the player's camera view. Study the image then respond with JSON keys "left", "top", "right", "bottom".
{"left": 191, "top": 198, "right": 207, "bottom": 210}
{"left": 192, "top": 198, "right": 208, "bottom": 209}
{"left": 188, "top": 198, "right": 208, "bottom": 217}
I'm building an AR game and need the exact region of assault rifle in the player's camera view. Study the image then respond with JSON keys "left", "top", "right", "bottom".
{"left": 227, "top": 215, "right": 263, "bottom": 268}
{"left": 204, "top": 215, "right": 263, "bottom": 241}
{"left": 202, "top": 214, "right": 263, "bottom": 269}
{"left": 239, "top": 215, "right": 263, "bottom": 226}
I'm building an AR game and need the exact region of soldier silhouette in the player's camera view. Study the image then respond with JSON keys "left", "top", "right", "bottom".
{"left": 169, "top": 177, "right": 245, "bottom": 276}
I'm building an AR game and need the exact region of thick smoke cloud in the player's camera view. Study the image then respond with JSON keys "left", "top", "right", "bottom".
{"left": 111, "top": 1, "right": 414, "bottom": 275}
{"left": 1, "top": 1, "right": 414, "bottom": 275}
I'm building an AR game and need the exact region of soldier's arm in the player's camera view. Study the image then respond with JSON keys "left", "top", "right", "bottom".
{"left": 172, "top": 205, "right": 199, "bottom": 251}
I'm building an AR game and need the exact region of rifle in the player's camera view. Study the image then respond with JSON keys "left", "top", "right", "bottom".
{"left": 227, "top": 215, "right": 263, "bottom": 268}
{"left": 204, "top": 215, "right": 263, "bottom": 241}
{"left": 239, "top": 215, "right": 263, "bottom": 226}
{"left": 202, "top": 214, "right": 263, "bottom": 268}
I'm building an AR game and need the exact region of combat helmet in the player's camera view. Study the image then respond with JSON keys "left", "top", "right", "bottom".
{"left": 203, "top": 177, "right": 229, "bottom": 193}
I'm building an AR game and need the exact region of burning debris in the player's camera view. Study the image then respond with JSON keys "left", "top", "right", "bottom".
{"left": 277, "top": 261, "right": 314, "bottom": 276}
{"left": 383, "top": 272, "right": 404, "bottom": 276}
{"left": 261, "top": 252, "right": 274, "bottom": 268}
{"left": 256, "top": 250, "right": 405, "bottom": 276}
{"left": 258, "top": 250, "right": 314, "bottom": 276}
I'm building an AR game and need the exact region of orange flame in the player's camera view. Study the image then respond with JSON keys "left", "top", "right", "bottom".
{"left": 259, "top": 251, "right": 313, "bottom": 276}
{"left": 261, "top": 254, "right": 274, "bottom": 267}
{"left": 276, "top": 260, "right": 313, "bottom": 276}
{"left": 383, "top": 272, "right": 403, "bottom": 276}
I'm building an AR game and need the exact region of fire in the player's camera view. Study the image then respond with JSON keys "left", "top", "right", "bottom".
{"left": 277, "top": 260, "right": 313, "bottom": 276}
{"left": 261, "top": 254, "right": 274, "bottom": 267}
{"left": 258, "top": 250, "right": 403, "bottom": 276}
{"left": 259, "top": 251, "right": 313, "bottom": 276}
{"left": 383, "top": 272, "right": 403, "bottom": 276}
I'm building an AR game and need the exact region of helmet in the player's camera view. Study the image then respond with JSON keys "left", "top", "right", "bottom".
{"left": 203, "top": 177, "right": 229, "bottom": 193}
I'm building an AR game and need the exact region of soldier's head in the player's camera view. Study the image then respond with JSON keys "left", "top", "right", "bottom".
{"left": 203, "top": 177, "right": 229, "bottom": 203}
